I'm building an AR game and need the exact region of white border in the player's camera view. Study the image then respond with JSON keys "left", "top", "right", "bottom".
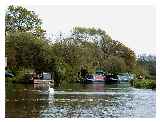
{"left": 1, "top": 0, "right": 160, "bottom": 122}
{"left": 3, "top": 0, "right": 160, "bottom": 6}
{"left": 0, "top": 0, "right": 5, "bottom": 119}
{"left": 156, "top": 1, "right": 160, "bottom": 120}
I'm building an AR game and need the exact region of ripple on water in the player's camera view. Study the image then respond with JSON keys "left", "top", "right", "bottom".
{"left": 6, "top": 83, "right": 156, "bottom": 118}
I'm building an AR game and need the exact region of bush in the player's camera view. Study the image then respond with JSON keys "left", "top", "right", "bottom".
{"left": 131, "top": 79, "right": 156, "bottom": 89}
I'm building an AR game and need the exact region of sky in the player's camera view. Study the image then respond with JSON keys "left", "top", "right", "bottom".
{"left": 24, "top": 5, "right": 156, "bottom": 56}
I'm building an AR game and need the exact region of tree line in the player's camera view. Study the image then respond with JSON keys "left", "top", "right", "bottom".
{"left": 5, "top": 5, "right": 156, "bottom": 85}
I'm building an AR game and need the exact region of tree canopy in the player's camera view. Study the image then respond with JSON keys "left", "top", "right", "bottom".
{"left": 5, "top": 6, "right": 155, "bottom": 85}
{"left": 5, "top": 5, "right": 45, "bottom": 38}
{"left": 135, "top": 54, "right": 156, "bottom": 79}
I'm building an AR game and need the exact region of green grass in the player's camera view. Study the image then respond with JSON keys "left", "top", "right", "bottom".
{"left": 130, "top": 79, "right": 156, "bottom": 89}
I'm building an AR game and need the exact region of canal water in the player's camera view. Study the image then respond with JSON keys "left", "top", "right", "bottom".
{"left": 5, "top": 82, "right": 156, "bottom": 118}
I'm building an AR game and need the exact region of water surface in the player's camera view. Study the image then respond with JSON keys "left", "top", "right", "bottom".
{"left": 5, "top": 82, "right": 156, "bottom": 118}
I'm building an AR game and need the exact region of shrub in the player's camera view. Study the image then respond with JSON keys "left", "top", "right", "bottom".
{"left": 131, "top": 79, "right": 156, "bottom": 89}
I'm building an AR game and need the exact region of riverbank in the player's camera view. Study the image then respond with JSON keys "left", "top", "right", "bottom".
{"left": 130, "top": 79, "right": 156, "bottom": 89}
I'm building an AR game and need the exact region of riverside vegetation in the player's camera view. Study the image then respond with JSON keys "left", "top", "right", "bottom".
{"left": 5, "top": 5, "right": 156, "bottom": 89}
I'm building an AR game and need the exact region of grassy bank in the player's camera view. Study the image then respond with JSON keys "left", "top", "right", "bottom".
{"left": 130, "top": 79, "right": 156, "bottom": 89}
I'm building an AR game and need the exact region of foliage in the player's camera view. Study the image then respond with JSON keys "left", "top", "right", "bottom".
{"left": 5, "top": 6, "right": 155, "bottom": 87}
{"left": 103, "top": 56, "right": 127, "bottom": 74}
{"left": 5, "top": 5, "right": 45, "bottom": 38}
{"left": 6, "top": 32, "right": 52, "bottom": 72}
{"left": 135, "top": 54, "right": 156, "bottom": 79}
{"left": 71, "top": 27, "right": 136, "bottom": 72}
{"left": 6, "top": 69, "right": 29, "bottom": 83}
{"left": 130, "top": 79, "right": 156, "bottom": 89}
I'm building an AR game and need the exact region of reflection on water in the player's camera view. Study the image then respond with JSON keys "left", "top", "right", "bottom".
{"left": 5, "top": 82, "right": 156, "bottom": 118}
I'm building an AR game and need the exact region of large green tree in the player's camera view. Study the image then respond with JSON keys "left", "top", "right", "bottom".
{"left": 70, "top": 27, "right": 136, "bottom": 73}
{"left": 6, "top": 32, "right": 53, "bottom": 72}
{"left": 5, "top": 5, "right": 52, "bottom": 73}
{"left": 5, "top": 5, "right": 138, "bottom": 84}
{"left": 5, "top": 5, "right": 45, "bottom": 38}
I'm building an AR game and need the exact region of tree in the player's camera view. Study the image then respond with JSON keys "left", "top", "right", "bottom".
{"left": 136, "top": 54, "right": 156, "bottom": 79}
{"left": 70, "top": 27, "right": 136, "bottom": 72}
{"left": 103, "top": 56, "right": 127, "bottom": 74}
{"left": 5, "top": 5, "right": 45, "bottom": 38}
{"left": 6, "top": 32, "right": 54, "bottom": 73}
